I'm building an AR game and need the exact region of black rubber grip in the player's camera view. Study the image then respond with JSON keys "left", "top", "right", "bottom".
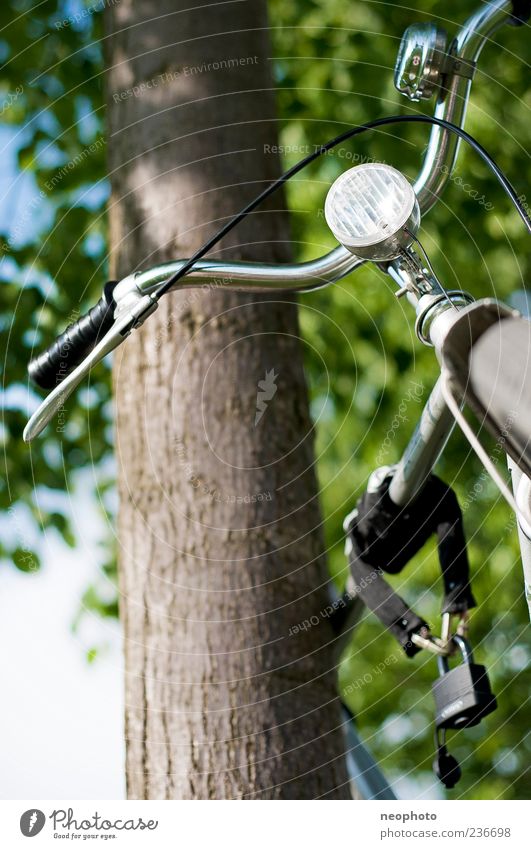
{"left": 510, "top": 0, "right": 531, "bottom": 24}
{"left": 28, "top": 281, "right": 118, "bottom": 389}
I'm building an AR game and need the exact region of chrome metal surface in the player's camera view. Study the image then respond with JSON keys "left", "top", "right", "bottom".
{"left": 116, "top": 245, "right": 364, "bottom": 303}
{"left": 388, "top": 377, "right": 456, "bottom": 506}
{"left": 385, "top": 247, "right": 446, "bottom": 302}
{"left": 388, "top": 289, "right": 481, "bottom": 506}
{"left": 114, "top": 1, "right": 514, "bottom": 302}
{"left": 23, "top": 294, "right": 158, "bottom": 442}
{"left": 416, "top": 290, "right": 475, "bottom": 347}
{"left": 394, "top": 23, "right": 449, "bottom": 101}
{"left": 411, "top": 631, "right": 452, "bottom": 657}
{"left": 342, "top": 708, "right": 398, "bottom": 800}
{"left": 413, "top": 0, "right": 513, "bottom": 214}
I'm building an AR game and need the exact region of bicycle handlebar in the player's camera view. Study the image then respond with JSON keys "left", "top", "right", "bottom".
{"left": 25, "top": 0, "right": 526, "bottom": 430}
{"left": 125, "top": 0, "right": 520, "bottom": 302}
{"left": 414, "top": 0, "right": 513, "bottom": 214}
{"left": 28, "top": 282, "right": 117, "bottom": 389}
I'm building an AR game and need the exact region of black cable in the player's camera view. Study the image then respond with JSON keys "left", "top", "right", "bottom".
{"left": 155, "top": 114, "right": 531, "bottom": 301}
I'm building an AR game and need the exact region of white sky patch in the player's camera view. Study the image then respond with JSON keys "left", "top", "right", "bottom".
{"left": 0, "top": 508, "right": 124, "bottom": 799}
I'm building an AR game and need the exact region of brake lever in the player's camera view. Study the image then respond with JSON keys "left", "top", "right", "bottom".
{"left": 23, "top": 293, "right": 158, "bottom": 442}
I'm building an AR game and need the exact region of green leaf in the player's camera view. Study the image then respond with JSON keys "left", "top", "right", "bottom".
{"left": 12, "top": 547, "right": 40, "bottom": 573}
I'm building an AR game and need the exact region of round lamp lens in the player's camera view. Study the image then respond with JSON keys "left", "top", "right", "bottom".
{"left": 324, "top": 163, "right": 420, "bottom": 260}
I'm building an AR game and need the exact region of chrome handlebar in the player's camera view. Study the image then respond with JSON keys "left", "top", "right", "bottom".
{"left": 23, "top": 0, "right": 520, "bottom": 443}
{"left": 415, "top": 0, "right": 515, "bottom": 214}
{"left": 115, "top": 246, "right": 362, "bottom": 301}
{"left": 117, "top": 0, "right": 515, "bottom": 300}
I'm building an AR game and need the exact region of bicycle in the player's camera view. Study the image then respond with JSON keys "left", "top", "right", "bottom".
{"left": 24, "top": 0, "right": 531, "bottom": 798}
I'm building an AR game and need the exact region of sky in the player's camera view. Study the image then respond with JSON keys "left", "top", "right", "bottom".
{"left": 0, "top": 492, "right": 124, "bottom": 799}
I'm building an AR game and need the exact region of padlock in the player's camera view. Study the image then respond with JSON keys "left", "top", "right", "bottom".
{"left": 432, "top": 635, "right": 497, "bottom": 730}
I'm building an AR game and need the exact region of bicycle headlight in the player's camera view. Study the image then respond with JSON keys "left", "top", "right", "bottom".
{"left": 324, "top": 163, "right": 420, "bottom": 261}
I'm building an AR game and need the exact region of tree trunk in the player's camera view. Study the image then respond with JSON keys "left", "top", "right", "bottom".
{"left": 104, "top": 0, "right": 350, "bottom": 799}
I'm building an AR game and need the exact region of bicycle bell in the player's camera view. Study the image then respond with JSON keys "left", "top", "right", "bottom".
{"left": 394, "top": 23, "right": 448, "bottom": 102}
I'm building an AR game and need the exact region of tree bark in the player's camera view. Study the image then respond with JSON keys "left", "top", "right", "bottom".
{"left": 104, "top": 0, "right": 350, "bottom": 799}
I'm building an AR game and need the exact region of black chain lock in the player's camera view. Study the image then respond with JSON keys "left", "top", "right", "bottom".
{"left": 344, "top": 471, "right": 498, "bottom": 788}
{"left": 345, "top": 471, "right": 476, "bottom": 655}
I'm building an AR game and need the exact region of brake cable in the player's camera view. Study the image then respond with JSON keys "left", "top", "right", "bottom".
{"left": 24, "top": 114, "right": 531, "bottom": 442}
{"left": 153, "top": 113, "right": 531, "bottom": 303}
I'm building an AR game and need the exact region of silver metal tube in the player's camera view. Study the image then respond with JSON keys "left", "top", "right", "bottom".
{"left": 388, "top": 377, "right": 456, "bottom": 506}
{"left": 384, "top": 263, "right": 458, "bottom": 506}
{"left": 127, "top": 245, "right": 363, "bottom": 298}
{"left": 120, "top": 1, "right": 513, "bottom": 299}
{"left": 414, "top": 0, "right": 513, "bottom": 213}
{"left": 342, "top": 708, "right": 397, "bottom": 800}
{"left": 386, "top": 289, "right": 477, "bottom": 506}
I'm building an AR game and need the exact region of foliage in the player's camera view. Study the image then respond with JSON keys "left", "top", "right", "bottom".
{"left": 0, "top": 0, "right": 114, "bottom": 623}
{"left": 1, "top": 0, "right": 529, "bottom": 799}
{"left": 269, "top": 0, "right": 531, "bottom": 799}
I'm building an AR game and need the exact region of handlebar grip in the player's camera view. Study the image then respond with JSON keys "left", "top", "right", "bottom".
{"left": 510, "top": 0, "right": 531, "bottom": 24}
{"left": 28, "top": 281, "right": 118, "bottom": 390}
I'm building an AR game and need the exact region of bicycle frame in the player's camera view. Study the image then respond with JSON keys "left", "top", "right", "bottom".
{"left": 23, "top": 0, "right": 529, "bottom": 800}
